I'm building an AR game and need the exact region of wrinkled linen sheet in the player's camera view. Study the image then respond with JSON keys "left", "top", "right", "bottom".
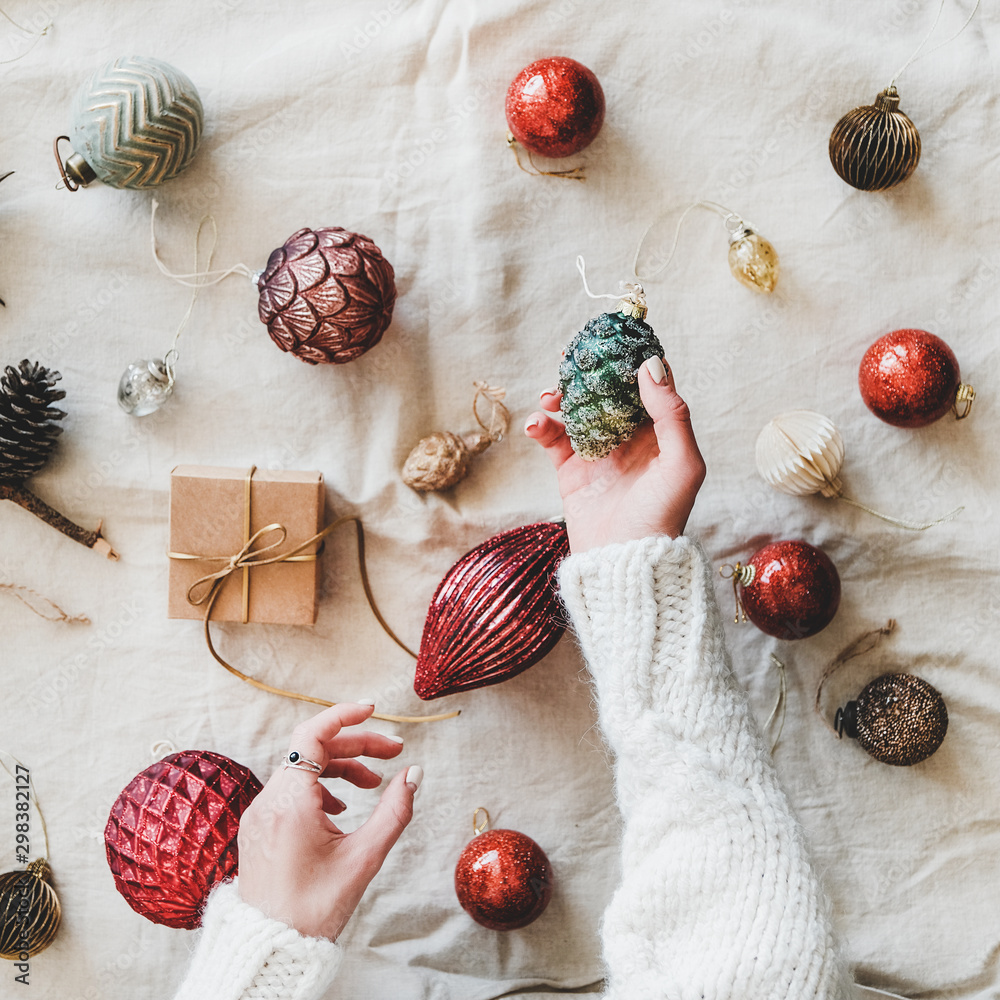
{"left": 1, "top": 1, "right": 998, "bottom": 997}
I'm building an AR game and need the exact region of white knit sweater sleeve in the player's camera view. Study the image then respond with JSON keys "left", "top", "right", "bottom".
{"left": 172, "top": 880, "right": 342, "bottom": 1000}
{"left": 558, "top": 534, "right": 855, "bottom": 1000}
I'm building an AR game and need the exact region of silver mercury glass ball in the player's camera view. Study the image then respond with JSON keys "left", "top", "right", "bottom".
{"left": 118, "top": 358, "right": 173, "bottom": 416}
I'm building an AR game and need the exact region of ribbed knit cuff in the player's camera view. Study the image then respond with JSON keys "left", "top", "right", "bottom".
{"left": 557, "top": 534, "right": 710, "bottom": 713}
{"left": 173, "top": 880, "right": 343, "bottom": 1000}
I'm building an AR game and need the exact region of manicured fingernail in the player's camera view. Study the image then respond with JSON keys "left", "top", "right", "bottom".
{"left": 524, "top": 416, "right": 540, "bottom": 433}
{"left": 405, "top": 765, "right": 423, "bottom": 791}
{"left": 331, "top": 797, "right": 346, "bottom": 813}
{"left": 383, "top": 733, "right": 404, "bottom": 744}
{"left": 539, "top": 387, "right": 557, "bottom": 400}
{"left": 642, "top": 356, "right": 667, "bottom": 385}
{"left": 370, "top": 768, "right": 384, "bottom": 782}
{"left": 356, "top": 698, "right": 376, "bottom": 706}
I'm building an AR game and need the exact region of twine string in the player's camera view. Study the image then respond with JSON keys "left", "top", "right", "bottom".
{"left": 857, "top": 985, "right": 912, "bottom": 1000}
{"left": 718, "top": 562, "right": 754, "bottom": 623}
{"left": 471, "top": 382, "right": 510, "bottom": 443}
{"left": 0, "top": 751, "right": 50, "bottom": 860}
{"left": 505, "top": 131, "right": 585, "bottom": 181}
{"left": 814, "top": 619, "right": 897, "bottom": 733}
{"left": 0, "top": 582, "right": 89, "bottom": 623}
{"left": 150, "top": 199, "right": 254, "bottom": 288}
{"left": 890, "top": 0, "right": 981, "bottom": 88}
{"left": 764, "top": 654, "right": 787, "bottom": 754}
{"left": 836, "top": 493, "right": 962, "bottom": 531}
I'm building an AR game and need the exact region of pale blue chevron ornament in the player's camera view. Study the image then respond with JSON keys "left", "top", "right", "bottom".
{"left": 57, "top": 55, "right": 203, "bottom": 191}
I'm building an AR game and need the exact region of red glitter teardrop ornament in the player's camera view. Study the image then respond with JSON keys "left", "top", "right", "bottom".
{"left": 256, "top": 227, "right": 396, "bottom": 365}
{"left": 455, "top": 811, "right": 553, "bottom": 931}
{"left": 414, "top": 521, "right": 570, "bottom": 700}
{"left": 105, "top": 750, "right": 262, "bottom": 928}
{"left": 729, "top": 540, "right": 841, "bottom": 640}
{"left": 858, "top": 328, "right": 975, "bottom": 428}
{"left": 505, "top": 57, "right": 605, "bottom": 159}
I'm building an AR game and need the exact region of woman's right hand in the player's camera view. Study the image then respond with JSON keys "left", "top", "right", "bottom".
{"left": 524, "top": 356, "right": 706, "bottom": 553}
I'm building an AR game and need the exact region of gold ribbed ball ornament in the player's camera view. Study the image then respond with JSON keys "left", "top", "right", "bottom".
{"left": 829, "top": 87, "right": 921, "bottom": 191}
{"left": 0, "top": 859, "right": 61, "bottom": 959}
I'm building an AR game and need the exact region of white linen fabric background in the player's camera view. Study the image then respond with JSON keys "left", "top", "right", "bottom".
{"left": 1, "top": 0, "right": 998, "bottom": 997}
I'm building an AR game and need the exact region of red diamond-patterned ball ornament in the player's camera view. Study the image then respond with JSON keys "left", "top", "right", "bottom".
{"left": 414, "top": 522, "right": 570, "bottom": 700}
{"left": 505, "top": 57, "right": 605, "bottom": 159}
{"left": 858, "top": 328, "right": 969, "bottom": 428}
{"left": 736, "top": 540, "right": 841, "bottom": 640}
{"left": 455, "top": 828, "right": 553, "bottom": 931}
{"left": 257, "top": 227, "right": 396, "bottom": 365}
{"left": 105, "top": 750, "right": 263, "bottom": 928}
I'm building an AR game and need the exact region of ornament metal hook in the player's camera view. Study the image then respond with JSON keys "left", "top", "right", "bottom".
{"left": 954, "top": 383, "right": 976, "bottom": 420}
{"left": 53, "top": 136, "right": 80, "bottom": 192}
{"left": 473, "top": 807, "right": 490, "bottom": 836}
{"left": 718, "top": 562, "right": 754, "bottom": 623}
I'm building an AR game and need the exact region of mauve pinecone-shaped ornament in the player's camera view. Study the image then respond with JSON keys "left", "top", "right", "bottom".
{"left": 256, "top": 227, "right": 396, "bottom": 365}
{"left": 0, "top": 361, "right": 116, "bottom": 558}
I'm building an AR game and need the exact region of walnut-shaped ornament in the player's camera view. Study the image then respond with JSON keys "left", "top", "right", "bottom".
{"left": 402, "top": 383, "right": 510, "bottom": 492}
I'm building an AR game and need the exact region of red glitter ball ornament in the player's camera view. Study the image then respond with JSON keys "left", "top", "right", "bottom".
{"left": 734, "top": 540, "right": 841, "bottom": 640}
{"left": 505, "top": 57, "right": 605, "bottom": 159}
{"left": 455, "top": 818, "right": 553, "bottom": 931}
{"left": 414, "top": 521, "right": 570, "bottom": 700}
{"left": 105, "top": 750, "right": 262, "bottom": 928}
{"left": 858, "top": 328, "right": 973, "bottom": 428}
{"left": 257, "top": 227, "right": 396, "bottom": 365}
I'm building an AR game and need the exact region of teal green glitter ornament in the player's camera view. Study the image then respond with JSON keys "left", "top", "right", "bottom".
{"left": 558, "top": 262, "right": 663, "bottom": 461}
{"left": 54, "top": 56, "right": 203, "bottom": 192}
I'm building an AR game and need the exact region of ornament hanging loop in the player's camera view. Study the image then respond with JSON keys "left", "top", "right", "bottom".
{"left": 719, "top": 562, "right": 754, "bottom": 623}
{"left": 53, "top": 136, "right": 82, "bottom": 192}
{"left": 953, "top": 382, "right": 976, "bottom": 420}
{"left": 473, "top": 807, "right": 490, "bottom": 835}
{"left": 576, "top": 256, "right": 647, "bottom": 320}
{"left": 505, "top": 132, "right": 585, "bottom": 182}
{"left": 814, "top": 619, "right": 897, "bottom": 734}
{"left": 888, "top": 0, "right": 981, "bottom": 89}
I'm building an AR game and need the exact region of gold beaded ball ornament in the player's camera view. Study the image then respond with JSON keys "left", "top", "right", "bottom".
{"left": 836, "top": 673, "right": 948, "bottom": 766}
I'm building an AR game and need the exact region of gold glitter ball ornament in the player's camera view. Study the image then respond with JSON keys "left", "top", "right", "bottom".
{"left": 829, "top": 87, "right": 921, "bottom": 191}
{"left": 836, "top": 673, "right": 947, "bottom": 766}
{"left": 402, "top": 383, "right": 509, "bottom": 492}
{"left": 0, "top": 859, "right": 61, "bottom": 959}
{"left": 727, "top": 223, "right": 779, "bottom": 294}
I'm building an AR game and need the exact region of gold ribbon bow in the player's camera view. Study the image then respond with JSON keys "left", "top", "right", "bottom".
{"left": 169, "top": 468, "right": 458, "bottom": 725}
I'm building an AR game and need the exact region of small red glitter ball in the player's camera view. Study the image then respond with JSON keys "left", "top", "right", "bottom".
{"left": 858, "top": 328, "right": 962, "bottom": 428}
{"left": 105, "top": 751, "right": 262, "bottom": 928}
{"left": 455, "top": 828, "right": 553, "bottom": 931}
{"left": 739, "top": 540, "right": 841, "bottom": 640}
{"left": 505, "top": 57, "right": 605, "bottom": 159}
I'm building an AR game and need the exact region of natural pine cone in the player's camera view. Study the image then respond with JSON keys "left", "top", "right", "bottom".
{"left": 0, "top": 361, "right": 66, "bottom": 484}
{"left": 257, "top": 227, "right": 396, "bottom": 365}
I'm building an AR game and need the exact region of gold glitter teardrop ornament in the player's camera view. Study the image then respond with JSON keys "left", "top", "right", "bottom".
{"left": 727, "top": 223, "right": 779, "bottom": 294}
{"left": 829, "top": 87, "right": 921, "bottom": 191}
{"left": 402, "top": 383, "right": 509, "bottom": 492}
{"left": 0, "top": 859, "right": 61, "bottom": 959}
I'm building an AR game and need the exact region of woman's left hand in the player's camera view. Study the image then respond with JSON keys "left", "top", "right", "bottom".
{"left": 236, "top": 703, "right": 421, "bottom": 941}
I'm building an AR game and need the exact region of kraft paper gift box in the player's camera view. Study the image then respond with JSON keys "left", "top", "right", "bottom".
{"left": 168, "top": 466, "right": 324, "bottom": 625}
